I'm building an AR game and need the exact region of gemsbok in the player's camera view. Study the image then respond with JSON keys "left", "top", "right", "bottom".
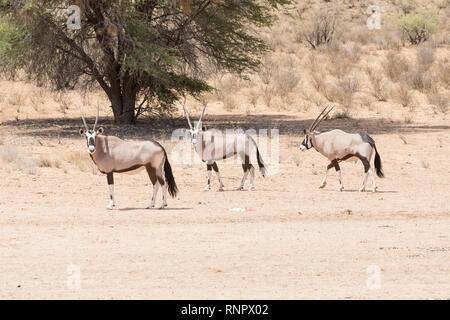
{"left": 299, "top": 106, "right": 384, "bottom": 192}
{"left": 78, "top": 104, "right": 178, "bottom": 209}
{"left": 183, "top": 101, "right": 265, "bottom": 191}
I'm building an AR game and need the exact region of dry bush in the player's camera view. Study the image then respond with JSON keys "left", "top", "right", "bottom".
{"left": 0, "top": 145, "right": 38, "bottom": 174}
{"left": 297, "top": 11, "right": 337, "bottom": 49}
{"left": 8, "top": 92, "right": 25, "bottom": 106}
{"left": 366, "top": 67, "right": 389, "bottom": 101}
{"left": 53, "top": 91, "right": 71, "bottom": 114}
{"left": 213, "top": 74, "right": 239, "bottom": 102}
{"left": 223, "top": 95, "right": 238, "bottom": 112}
{"left": 383, "top": 52, "right": 410, "bottom": 82}
{"left": 438, "top": 64, "right": 450, "bottom": 88}
{"left": 259, "top": 56, "right": 275, "bottom": 85}
{"left": 416, "top": 45, "right": 435, "bottom": 71}
{"left": 65, "top": 151, "right": 96, "bottom": 172}
{"left": 335, "top": 76, "right": 360, "bottom": 111}
{"left": 261, "top": 84, "right": 276, "bottom": 107}
{"left": 0, "top": 145, "right": 20, "bottom": 163}
{"left": 406, "top": 69, "right": 436, "bottom": 92}
{"left": 37, "top": 155, "right": 62, "bottom": 168}
{"left": 395, "top": 0, "right": 416, "bottom": 15}
{"left": 428, "top": 92, "right": 448, "bottom": 114}
{"left": 273, "top": 68, "right": 300, "bottom": 101}
{"left": 247, "top": 88, "right": 259, "bottom": 108}
{"left": 396, "top": 84, "right": 413, "bottom": 109}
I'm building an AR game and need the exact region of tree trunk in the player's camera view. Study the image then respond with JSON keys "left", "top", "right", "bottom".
{"left": 108, "top": 71, "right": 137, "bottom": 125}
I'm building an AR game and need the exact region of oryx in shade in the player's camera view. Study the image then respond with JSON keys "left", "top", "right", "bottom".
{"left": 299, "top": 106, "right": 384, "bottom": 192}
{"left": 183, "top": 101, "right": 265, "bottom": 191}
{"left": 78, "top": 104, "right": 178, "bottom": 209}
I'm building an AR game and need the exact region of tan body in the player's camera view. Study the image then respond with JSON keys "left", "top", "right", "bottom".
{"left": 90, "top": 135, "right": 165, "bottom": 174}
{"left": 300, "top": 107, "right": 384, "bottom": 192}
{"left": 311, "top": 130, "right": 373, "bottom": 162}
{"left": 183, "top": 102, "right": 265, "bottom": 191}
{"left": 78, "top": 104, "right": 177, "bottom": 210}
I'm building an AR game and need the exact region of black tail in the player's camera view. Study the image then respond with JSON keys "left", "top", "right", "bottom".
{"left": 360, "top": 133, "right": 384, "bottom": 178}
{"left": 256, "top": 147, "right": 266, "bottom": 177}
{"left": 163, "top": 150, "right": 178, "bottom": 197}
{"left": 372, "top": 144, "right": 384, "bottom": 178}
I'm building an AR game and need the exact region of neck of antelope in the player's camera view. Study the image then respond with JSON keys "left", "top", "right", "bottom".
{"left": 89, "top": 135, "right": 106, "bottom": 164}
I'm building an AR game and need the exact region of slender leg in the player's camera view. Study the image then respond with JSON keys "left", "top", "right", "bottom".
{"left": 212, "top": 162, "right": 224, "bottom": 191}
{"left": 320, "top": 163, "right": 334, "bottom": 189}
{"left": 106, "top": 172, "right": 114, "bottom": 210}
{"left": 359, "top": 158, "right": 371, "bottom": 192}
{"left": 369, "top": 168, "right": 377, "bottom": 192}
{"left": 236, "top": 164, "right": 250, "bottom": 190}
{"left": 145, "top": 165, "right": 157, "bottom": 209}
{"left": 157, "top": 174, "right": 167, "bottom": 209}
{"left": 248, "top": 165, "right": 255, "bottom": 191}
{"left": 236, "top": 155, "right": 250, "bottom": 190}
{"left": 331, "top": 160, "right": 343, "bottom": 192}
{"left": 204, "top": 163, "right": 212, "bottom": 191}
{"left": 150, "top": 182, "right": 160, "bottom": 208}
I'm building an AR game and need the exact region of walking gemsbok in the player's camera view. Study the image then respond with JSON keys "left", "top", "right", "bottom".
{"left": 78, "top": 104, "right": 178, "bottom": 209}
{"left": 183, "top": 101, "right": 265, "bottom": 191}
{"left": 299, "top": 106, "right": 384, "bottom": 192}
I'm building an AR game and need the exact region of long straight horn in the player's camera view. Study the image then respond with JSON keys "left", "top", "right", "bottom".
{"left": 309, "top": 106, "right": 329, "bottom": 131}
{"left": 77, "top": 104, "right": 88, "bottom": 130}
{"left": 93, "top": 102, "right": 99, "bottom": 131}
{"left": 311, "top": 106, "right": 334, "bottom": 131}
{"left": 182, "top": 98, "right": 193, "bottom": 129}
{"left": 197, "top": 103, "right": 207, "bottom": 129}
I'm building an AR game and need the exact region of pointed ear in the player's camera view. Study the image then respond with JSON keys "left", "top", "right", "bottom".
{"left": 97, "top": 127, "right": 104, "bottom": 134}
{"left": 79, "top": 128, "right": 85, "bottom": 135}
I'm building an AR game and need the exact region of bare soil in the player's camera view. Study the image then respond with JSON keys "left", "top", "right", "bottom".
{"left": 0, "top": 111, "right": 448, "bottom": 299}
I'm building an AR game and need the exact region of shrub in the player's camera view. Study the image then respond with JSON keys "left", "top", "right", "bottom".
{"left": 416, "top": 45, "right": 435, "bottom": 71}
{"left": 428, "top": 93, "right": 448, "bottom": 114}
{"left": 396, "top": 11, "right": 440, "bottom": 45}
{"left": 383, "top": 52, "right": 410, "bottom": 82}
{"left": 298, "top": 11, "right": 337, "bottom": 49}
{"left": 366, "top": 67, "right": 389, "bottom": 102}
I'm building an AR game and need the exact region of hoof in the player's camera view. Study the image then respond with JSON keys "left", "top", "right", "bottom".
{"left": 218, "top": 187, "right": 224, "bottom": 192}
{"left": 146, "top": 205, "right": 154, "bottom": 209}
{"left": 106, "top": 206, "right": 113, "bottom": 210}
{"left": 235, "top": 186, "right": 243, "bottom": 191}
{"left": 372, "top": 187, "right": 377, "bottom": 193}
{"left": 359, "top": 187, "right": 365, "bottom": 192}
{"left": 319, "top": 182, "right": 327, "bottom": 189}
{"left": 203, "top": 186, "right": 211, "bottom": 192}
{"left": 248, "top": 186, "right": 254, "bottom": 191}
{"left": 338, "top": 186, "right": 344, "bottom": 192}
{"left": 158, "top": 203, "right": 168, "bottom": 209}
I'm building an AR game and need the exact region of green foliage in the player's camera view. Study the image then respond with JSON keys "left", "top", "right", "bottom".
{"left": 0, "top": 0, "right": 289, "bottom": 123}
{"left": 395, "top": 11, "right": 440, "bottom": 45}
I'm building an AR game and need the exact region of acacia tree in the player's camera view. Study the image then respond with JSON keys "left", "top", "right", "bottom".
{"left": 0, "top": 0, "right": 288, "bottom": 124}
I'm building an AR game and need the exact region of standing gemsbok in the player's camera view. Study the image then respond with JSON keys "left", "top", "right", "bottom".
{"left": 183, "top": 101, "right": 265, "bottom": 191}
{"left": 299, "top": 106, "right": 384, "bottom": 192}
{"left": 78, "top": 104, "right": 178, "bottom": 209}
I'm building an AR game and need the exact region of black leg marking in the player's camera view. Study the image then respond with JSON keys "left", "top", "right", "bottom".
{"left": 145, "top": 165, "right": 157, "bottom": 185}
{"left": 107, "top": 172, "right": 114, "bottom": 185}
{"left": 242, "top": 155, "right": 251, "bottom": 172}
{"left": 212, "top": 162, "right": 219, "bottom": 172}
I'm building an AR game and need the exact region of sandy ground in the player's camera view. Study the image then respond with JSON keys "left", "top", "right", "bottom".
{"left": 0, "top": 113, "right": 449, "bottom": 299}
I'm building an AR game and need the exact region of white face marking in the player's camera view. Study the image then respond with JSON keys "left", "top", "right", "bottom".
{"left": 190, "top": 129, "right": 198, "bottom": 145}
{"left": 85, "top": 131, "right": 97, "bottom": 153}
